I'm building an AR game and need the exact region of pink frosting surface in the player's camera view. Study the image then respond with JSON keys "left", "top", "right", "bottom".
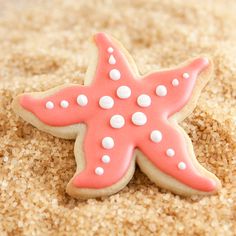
{"left": 20, "top": 33, "right": 216, "bottom": 192}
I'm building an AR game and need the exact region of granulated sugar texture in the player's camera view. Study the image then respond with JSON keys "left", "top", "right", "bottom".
{"left": 0, "top": 0, "right": 235, "bottom": 235}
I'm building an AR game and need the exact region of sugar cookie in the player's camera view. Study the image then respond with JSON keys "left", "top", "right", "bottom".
{"left": 12, "top": 33, "right": 221, "bottom": 199}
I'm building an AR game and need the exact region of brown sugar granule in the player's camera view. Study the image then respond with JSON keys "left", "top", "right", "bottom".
{"left": 0, "top": 0, "right": 235, "bottom": 235}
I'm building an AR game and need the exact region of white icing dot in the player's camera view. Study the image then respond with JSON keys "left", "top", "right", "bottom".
{"left": 137, "top": 94, "right": 151, "bottom": 107}
{"left": 116, "top": 86, "right": 131, "bottom": 99}
{"left": 178, "top": 162, "right": 186, "bottom": 170}
{"left": 45, "top": 101, "right": 54, "bottom": 109}
{"left": 110, "top": 115, "right": 125, "bottom": 128}
{"left": 172, "top": 79, "right": 179, "bottom": 87}
{"left": 109, "top": 69, "right": 121, "bottom": 81}
{"left": 156, "top": 85, "right": 167, "bottom": 97}
{"left": 150, "top": 130, "right": 162, "bottom": 143}
{"left": 77, "top": 95, "right": 88, "bottom": 106}
{"left": 95, "top": 167, "right": 104, "bottom": 175}
{"left": 102, "top": 137, "right": 114, "bottom": 149}
{"left": 99, "top": 96, "right": 114, "bottom": 109}
{"left": 166, "top": 148, "right": 175, "bottom": 157}
{"left": 60, "top": 100, "right": 69, "bottom": 108}
{"left": 108, "top": 47, "right": 114, "bottom": 53}
{"left": 131, "top": 112, "right": 147, "bottom": 126}
{"left": 101, "top": 155, "right": 110, "bottom": 164}
{"left": 183, "top": 72, "right": 190, "bottom": 79}
{"left": 109, "top": 55, "right": 116, "bottom": 65}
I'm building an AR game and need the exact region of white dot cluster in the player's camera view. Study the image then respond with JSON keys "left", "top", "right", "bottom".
{"left": 95, "top": 134, "right": 115, "bottom": 176}
{"left": 107, "top": 46, "right": 118, "bottom": 81}
{"left": 149, "top": 132, "right": 187, "bottom": 170}
{"left": 83, "top": 46, "right": 190, "bottom": 176}
{"left": 154, "top": 71, "right": 191, "bottom": 98}
{"left": 45, "top": 94, "right": 89, "bottom": 110}
{"left": 44, "top": 44, "right": 190, "bottom": 177}
{"left": 107, "top": 48, "right": 118, "bottom": 80}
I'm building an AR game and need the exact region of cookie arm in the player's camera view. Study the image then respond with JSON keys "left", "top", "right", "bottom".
{"left": 70, "top": 121, "right": 135, "bottom": 191}
{"left": 15, "top": 85, "right": 94, "bottom": 127}
{"left": 142, "top": 58, "right": 211, "bottom": 118}
{"left": 87, "top": 32, "right": 135, "bottom": 86}
{"left": 136, "top": 120, "right": 220, "bottom": 194}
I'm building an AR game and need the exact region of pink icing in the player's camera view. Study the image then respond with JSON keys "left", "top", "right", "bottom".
{"left": 20, "top": 33, "right": 217, "bottom": 192}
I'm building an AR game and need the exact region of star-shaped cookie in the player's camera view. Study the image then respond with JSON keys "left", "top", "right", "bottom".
{"left": 13, "top": 33, "right": 221, "bottom": 199}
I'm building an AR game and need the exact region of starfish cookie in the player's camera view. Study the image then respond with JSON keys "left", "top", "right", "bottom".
{"left": 13, "top": 33, "right": 221, "bottom": 199}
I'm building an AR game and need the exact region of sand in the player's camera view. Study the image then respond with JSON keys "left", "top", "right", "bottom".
{"left": 0, "top": 0, "right": 235, "bottom": 235}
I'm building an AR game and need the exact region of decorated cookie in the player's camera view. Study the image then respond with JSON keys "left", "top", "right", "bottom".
{"left": 12, "top": 33, "right": 221, "bottom": 199}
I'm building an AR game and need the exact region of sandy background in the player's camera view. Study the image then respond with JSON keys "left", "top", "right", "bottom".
{"left": 0, "top": 0, "right": 235, "bottom": 235}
